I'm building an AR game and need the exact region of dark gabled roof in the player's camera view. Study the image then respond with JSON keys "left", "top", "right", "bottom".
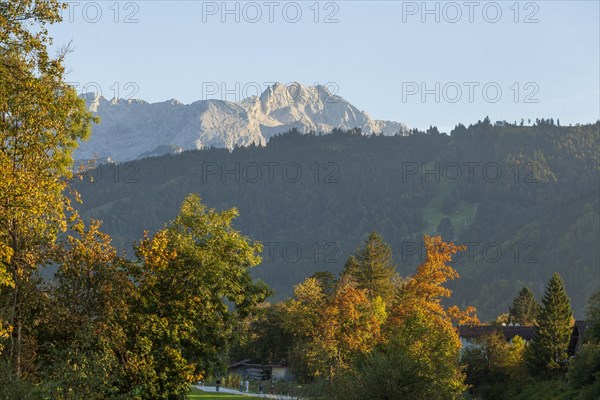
{"left": 229, "top": 359, "right": 252, "bottom": 368}
{"left": 460, "top": 321, "right": 589, "bottom": 355}
{"left": 458, "top": 325, "right": 536, "bottom": 341}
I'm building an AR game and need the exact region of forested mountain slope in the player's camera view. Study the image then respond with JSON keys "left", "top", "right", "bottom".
{"left": 72, "top": 119, "right": 600, "bottom": 320}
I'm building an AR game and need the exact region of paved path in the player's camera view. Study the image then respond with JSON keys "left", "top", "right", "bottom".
{"left": 194, "top": 385, "right": 294, "bottom": 399}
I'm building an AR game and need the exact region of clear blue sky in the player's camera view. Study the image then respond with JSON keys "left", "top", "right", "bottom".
{"left": 49, "top": 1, "right": 599, "bottom": 132}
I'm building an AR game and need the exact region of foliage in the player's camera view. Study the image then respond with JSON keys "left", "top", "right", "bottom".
{"left": 314, "top": 285, "right": 386, "bottom": 375}
{"left": 566, "top": 291, "right": 600, "bottom": 399}
{"left": 327, "top": 235, "right": 469, "bottom": 400}
{"left": 510, "top": 378, "right": 576, "bottom": 400}
{"left": 567, "top": 343, "right": 600, "bottom": 400}
{"left": 128, "top": 194, "right": 271, "bottom": 397}
{"left": 332, "top": 309, "right": 465, "bottom": 400}
{"left": 343, "top": 231, "right": 397, "bottom": 304}
{"left": 585, "top": 291, "right": 600, "bottom": 343}
{"left": 73, "top": 122, "right": 600, "bottom": 320}
{"left": 392, "top": 235, "right": 475, "bottom": 327}
{"left": 34, "top": 219, "right": 134, "bottom": 399}
{"left": 527, "top": 273, "right": 574, "bottom": 375}
{"left": 0, "top": 0, "right": 95, "bottom": 381}
{"left": 461, "top": 334, "right": 528, "bottom": 399}
{"left": 509, "top": 287, "right": 540, "bottom": 325}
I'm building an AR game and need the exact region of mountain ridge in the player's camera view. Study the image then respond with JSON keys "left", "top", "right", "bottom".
{"left": 75, "top": 82, "right": 408, "bottom": 162}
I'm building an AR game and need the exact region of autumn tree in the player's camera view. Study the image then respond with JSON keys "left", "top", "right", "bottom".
{"left": 0, "top": 0, "right": 95, "bottom": 380}
{"left": 315, "top": 286, "right": 386, "bottom": 378}
{"left": 343, "top": 231, "right": 397, "bottom": 304}
{"left": 281, "top": 277, "right": 387, "bottom": 381}
{"left": 509, "top": 287, "right": 540, "bottom": 325}
{"left": 527, "top": 273, "right": 573, "bottom": 375}
{"left": 329, "top": 235, "right": 473, "bottom": 399}
{"left": 35, "top": 220, "right": 135, "bottom": 399}
{"left": 130, "top": 194, "right": 271, "bottom": 398}
{"left": 280, "top": 277, "right": 327, "bottom": 381}
{"left": 462, "top": 334, "right": 528, "bottom": 399}
{"left": 392, "top": 235, "right": 475, "bottom": 324}
{"left": 333, "top": 309, "right": 465, "bottom": 400}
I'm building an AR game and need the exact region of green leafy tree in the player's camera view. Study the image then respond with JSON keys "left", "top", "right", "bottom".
{"left": 0, "top": 0, "right": 95, "bottom": 380}
{"left": 343, "top": 231, "right": 396, "bottom": 304}
{"left": 130, "top": 194, "right": 271, "bottom": 398}
{"left": 584, "top": 291, "right": 600, "bottom": 343}
{"left": 567, "top": 291, "right": 600, "bottom": 400}
{"left": 527, "top": 273, "right": 573, "bottom": 375}
{"left": 332, "top": 309, "right": 465, "bottom": 400}
{"left": 309, "top": 271, "right": 337, "bottom": 296}
{"left": 35, "top": 219, "right": 135, "bottom": 400}
{"left": 567, "top": 343, "right": 600, "bottom": 400}
{"left": 509, "top": 287, "right": 540, "bottom": 325}
{"left": 462, "top": 334, "right": 528, "bottom": 399}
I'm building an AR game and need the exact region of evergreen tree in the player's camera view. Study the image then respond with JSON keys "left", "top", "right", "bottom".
{"left": 343, "top": 231, "right": 396, "bottom": 303}
{"left": 509, "top": 287, "right": 540, "bottom": 325}
{"left": 527, "top": 273, "right": 573, "bottom": 375}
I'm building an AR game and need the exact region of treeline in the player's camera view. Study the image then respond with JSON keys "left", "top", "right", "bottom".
{"left": 227, "top": 233, "right": 600, "bottom": 400}
{"left": 228, "top": 232, "right": 480, "bottom": 399}
{"left": 73, "top": 120, "right": 600, "bottom": 320}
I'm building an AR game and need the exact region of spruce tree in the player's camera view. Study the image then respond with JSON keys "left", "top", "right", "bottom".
{"left": 344, "top": 231, "right": 396, "bottom": 303}
{"left": 509, "top": 286, "right": 540, "bottom": 325}
{"left": 528, "top": 273, "right": 573, "bottom": 375}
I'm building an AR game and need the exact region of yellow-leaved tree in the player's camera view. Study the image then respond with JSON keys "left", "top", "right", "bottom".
{"left": 332, "top": 235, "right": 478, "bottom": 400}
{"left": 0, "top": 0, "right": 95, "bottom": 378}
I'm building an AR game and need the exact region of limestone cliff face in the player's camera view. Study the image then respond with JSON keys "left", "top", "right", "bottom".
{"left": 75, "top": 82, "right": 407, "bottom": 162}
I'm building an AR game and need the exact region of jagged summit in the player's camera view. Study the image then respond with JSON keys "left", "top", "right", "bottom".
{"left": 75, "top": 83, "right": 407, "bottom": 162}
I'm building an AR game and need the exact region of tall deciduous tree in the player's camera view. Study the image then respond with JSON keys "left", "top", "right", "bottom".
{"left": 509, "top": 287, "right": 540, "bottom": 325}
{"left": 315, "top": 286, "right": 386, "bottom": 377}
{"left": 37, "top": 219, "right": 135, "bottom": 399}
{"left": 393, "top": 235, "right": 471, "bottom": 323}
{"left": 333, "top": 308, "right": 465, "bottom": 400}
{"left": 527, "top": 273, "right": 573, "bottom": 375}
{"left": 0, "top": 0, "right": 95, "bottom": 378}
{"left": 131, "top": 194, "right": 271, "bottom": 397}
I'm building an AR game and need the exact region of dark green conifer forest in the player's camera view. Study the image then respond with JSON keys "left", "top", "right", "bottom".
{"left": 72, "top": 121, "right": 600, "bottom": 320}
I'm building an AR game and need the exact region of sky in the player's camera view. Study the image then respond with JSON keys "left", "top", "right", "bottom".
{"left": 49, "top": 1, "right": 600, "bottom": 132}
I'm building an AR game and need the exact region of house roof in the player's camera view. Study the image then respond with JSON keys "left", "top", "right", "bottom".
{"left": 459, "top": 321, "right": 589, "bottom": 355}
{"left": 229, "top": 359, "right": 252, "bottom": 368}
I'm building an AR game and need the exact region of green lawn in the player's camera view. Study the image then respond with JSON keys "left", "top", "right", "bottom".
{"left": 186, "top": 387, "right": 256, "bottom": 400}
